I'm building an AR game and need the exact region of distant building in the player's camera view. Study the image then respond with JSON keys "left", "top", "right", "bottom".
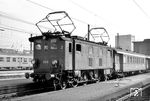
{"left": 134, "top": 39, "right": 150, "bottom": 55}
{"left": 115, "top": 34, "right": 135, "bottom": 51}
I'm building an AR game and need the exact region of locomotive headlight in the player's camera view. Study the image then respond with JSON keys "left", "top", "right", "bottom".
{"left": 51, "top": 74, "right": 55, "bottom": 77}
{"left": 31, "top": 59, "right": 35, "bottom": 64}
{"left": 52, "top": 60, "right": 58, "bottom": 65}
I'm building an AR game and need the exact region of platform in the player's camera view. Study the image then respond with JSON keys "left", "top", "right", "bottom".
{"left": 12, "top": 73, "right": 150, "bottom": 101}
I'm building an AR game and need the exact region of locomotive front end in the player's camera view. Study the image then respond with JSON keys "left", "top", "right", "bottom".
{"left": 29, "top": 35, "right": 65, "bottom": 82}
{"left": 26, "top": 11, "right": 75, "bottom": 83}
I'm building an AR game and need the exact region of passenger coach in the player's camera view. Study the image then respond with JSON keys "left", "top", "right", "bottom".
{"left": 114, "top": 49, "right": 150, "bottom": 76}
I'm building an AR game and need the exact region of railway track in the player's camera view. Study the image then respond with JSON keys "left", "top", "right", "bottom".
{"left": 0, "top": 72, "right": 148, "bottom": 100}
{"left": 0, "top": 82, "right": 55, "bottom": 100}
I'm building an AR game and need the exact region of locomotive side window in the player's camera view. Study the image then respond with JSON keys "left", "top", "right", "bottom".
{"left": 69, "top": 43, "right": 72, "bottom": 52}
{"left": 51, "top": 39, "right": 57, "bottom": 49}
{"left": 99, "top": 58, "right": 102, "bottom": 66}
{"left": 99, "top": 48, "right": 102, "bottom": 56}
{"left": 88, "top": 47, "right": 93, "bottom": 55}
{"left": 0, "top": 57, "right": 4, "bottom": 62}
{"left": 89, "top": 58, "right": 93, "bottom": 66}
{"left": 76, "top": 44, "right": 81, "bottom": 51}
{"left": 44, "top": 44, "right": 48, "bottom": 50}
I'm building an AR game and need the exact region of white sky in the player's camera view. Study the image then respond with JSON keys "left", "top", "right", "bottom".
{"left": 0, "top": 0, "right": 150, "bottom": 49}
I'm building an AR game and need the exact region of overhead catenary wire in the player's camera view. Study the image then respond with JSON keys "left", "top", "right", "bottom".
{"left": 68, "top": 0, "right": 112, "bottom": 25}
{"left": 0, "top": 24, "right": 39, "bottom": 35}
{"left": 26, "top": 0, "right": 92, "bottom": 25}
{"left": 0, "top": 11, "right": 36, "bottom": 26}
{"left": 132, "top": 0, "right": 150, "bottom": 19}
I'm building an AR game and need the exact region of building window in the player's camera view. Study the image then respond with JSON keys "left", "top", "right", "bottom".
{"left": 76, "top": 44, "right": 81, "bottom": 51}
{"left": 0, "top": 57, "right": 4, "bottom": 62}
{"left": 89, "top": 58, "right": 93, "bottom": 66}
{"left": 6, "top": 57, "right": 10, "bottom": 62}
{"left": 99, "top": 58, "right": 102, "bottom": 66}
{"left": 69, "top": 43, "right": 72, "bottom": 52}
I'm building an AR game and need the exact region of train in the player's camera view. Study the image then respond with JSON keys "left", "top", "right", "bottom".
{"left": 0, "top": 48, "right": 33, "bottom": 70}
{"left": 25, "top": 11, "right": 150, "bottom": 89}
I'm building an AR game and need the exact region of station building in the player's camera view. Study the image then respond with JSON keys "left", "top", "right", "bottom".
{"left": 115, "top": 34, "right": 135, "bottom": 51}
{"left": 115, "top": 34, "right": 150, "bottom": 56}
{"left": 134, "top": 39, "right": 150, "bottom": 55}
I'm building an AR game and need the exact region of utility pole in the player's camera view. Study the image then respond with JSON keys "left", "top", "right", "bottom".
{"left": 117, "top": 33, "right": 120, "bottom": 49}
{"left": 30, "top": 34, "right": 32, "bottom": 54}
{"left": 87, "top": 24, "right": 90, "bottom": 41}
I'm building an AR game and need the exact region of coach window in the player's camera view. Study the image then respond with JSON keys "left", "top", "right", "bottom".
{"left": 6, "top": 57, "right": 10, "bottom": 62}
{"left": 0, "top": 57, "right": 4, "bottom": 62}
{"left": 20, "top": 58, "right": 22, "bottom": 62}
{"left": 24, "top": 58, "right": 27, "bottom": 62}
{"left": 76, "top": 44, "right": 81, "bottom": 52}
{"left": 69, "top": 43, "right": 72, "bottom": 52}
{"left": 29, "top": 58, "right": 32, "bottom": 62}
{"left": 127, "top": 56, "right": 129, "bottom": 63}
{"left": 12, "top": 58, "right": 16, "bottom": 62}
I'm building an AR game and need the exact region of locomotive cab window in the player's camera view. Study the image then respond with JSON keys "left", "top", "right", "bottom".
{"left": 69, "top": 43, "right": 72, "bottom": 52}
{"left": 76, "top": 44, "right": 81, "bottom": 51}
{"left": 35, "top": 44, "right": 41, "bottom": 50}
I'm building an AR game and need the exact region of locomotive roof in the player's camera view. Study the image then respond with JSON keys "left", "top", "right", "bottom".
{"left": 29, "top": 35, "right": 110, "bottom": 48}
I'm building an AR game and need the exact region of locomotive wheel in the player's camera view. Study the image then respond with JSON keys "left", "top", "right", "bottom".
{"left": 72, "top": 79, "right": 78, "bottom": 87}
{"left": 83, "top": 74, "right": 88, "bottom": 85}
{"left": 61, "top": 81, "right": 67, "bottom": 90}
{"left": 25, "top": 73, "right": 30, "bottom": 79}
{"left": 53, "top": 78, "right": 60, "bottom": 90}
{"left": 33, "top": 78, "right": 38, "bottom": 83}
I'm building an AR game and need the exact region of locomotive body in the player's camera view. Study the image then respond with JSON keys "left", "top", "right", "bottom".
{"left": 29, "top": 34, "right": 114, "bottom": 85}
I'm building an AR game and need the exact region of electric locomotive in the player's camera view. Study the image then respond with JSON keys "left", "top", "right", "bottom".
{"left": 25, "top": 11, "right": 114, "bottom": 89}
